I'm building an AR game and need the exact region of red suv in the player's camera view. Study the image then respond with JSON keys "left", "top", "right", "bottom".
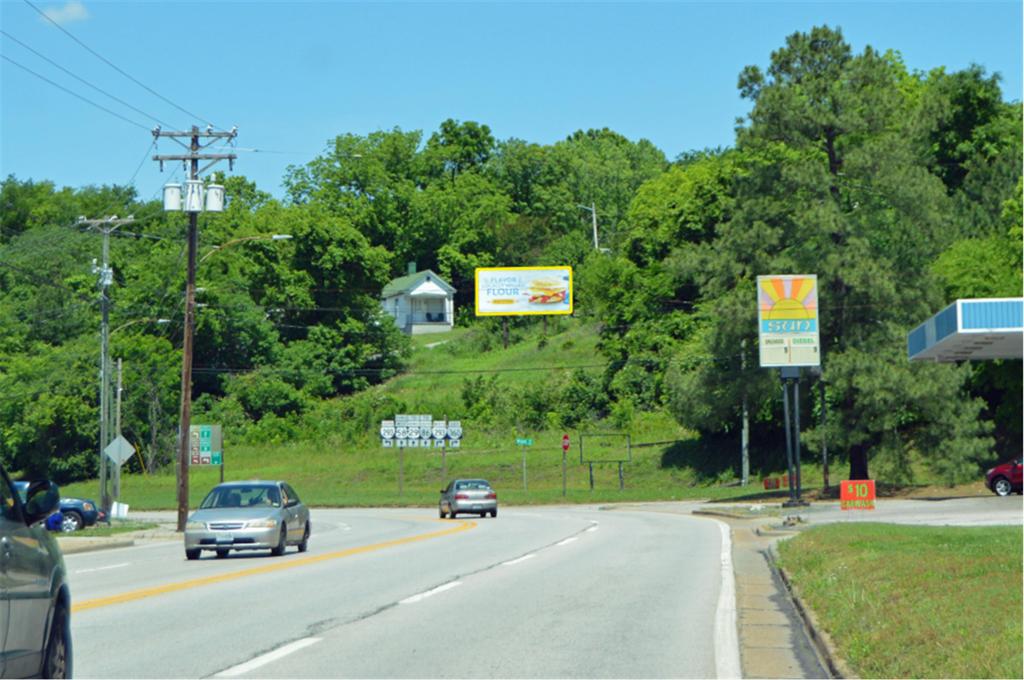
{"left": 985, "top": 460, "right": 1023, "bottom": 496}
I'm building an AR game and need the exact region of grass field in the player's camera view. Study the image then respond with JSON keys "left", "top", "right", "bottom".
{"left": 777, "top": 523, "right": 1023, "bottom": 679}
{"left": 60, "top": 318, "right": 986, "bottom": 510}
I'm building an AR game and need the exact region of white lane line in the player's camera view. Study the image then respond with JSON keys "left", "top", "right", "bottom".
{"left": 585, "top": 525, "right": 598, "bottom": 533}
{"left": 73, "top": 562, "right": 131, "bottom": 575}
{"left": 215, "top": 637, "right": 321, "bottom": 678}
{"left": 712, "top": 520, "right": 741, "bottom": 679}
{"left": 400, "top": 581, "right": 461, "bottom": 604}
{"left": 556, "top": 537, "right": 578, "bottom": 546}
{"left": 502, "top": 554, "right": 536, "bottom": 566}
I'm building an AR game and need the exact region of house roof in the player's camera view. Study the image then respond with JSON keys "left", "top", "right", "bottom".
{"left": 381, "top": 269, "right": 455, "bottom": 298}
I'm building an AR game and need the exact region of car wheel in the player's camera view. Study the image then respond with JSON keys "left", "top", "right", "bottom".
{"left": 185, "top": 548, "right": 201, "bottom": 560}
{"left": 62, "top": 511, "right": 84, "bottom": 533}
{"left": 439, "top": 506, "right": 446, "bottom": 519}
{"left": 271, "top": 526, "right": 287, "bottom": 556}
{"left": 298, "top": 523, "right": 310, "bottom": 553}
{"left": 216, "top": 549, "right": 229, "bottom": 558}
{"left": 42, "top": 602, "right": 71, "bottom": 679}
{"left": 491, "top": 509, "right": 497, "bottom": 518}
{"left": 993, "top": 477, "right": 1013, "bottom": 496}
{"left": 449, "top": 510, "right": 457, "bottom": 519}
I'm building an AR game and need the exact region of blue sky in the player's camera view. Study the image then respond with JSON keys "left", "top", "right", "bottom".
{"left": 2, "top": 1, "right": 1021, "bottom": 203}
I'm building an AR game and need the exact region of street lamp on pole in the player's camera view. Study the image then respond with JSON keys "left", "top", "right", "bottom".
{"left": 110, "top": 318, "right": 171, "bottom": 336}
{"left": 199, "top": 234, "right": 292, "bottom": 264}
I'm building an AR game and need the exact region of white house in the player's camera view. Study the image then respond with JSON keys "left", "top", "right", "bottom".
{"left": 381, "top": 265, "right": 455, "bottom": 335}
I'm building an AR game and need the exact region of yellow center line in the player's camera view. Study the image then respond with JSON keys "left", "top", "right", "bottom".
{"left": 72, "top": 519, "right": 477, "bottom": 613}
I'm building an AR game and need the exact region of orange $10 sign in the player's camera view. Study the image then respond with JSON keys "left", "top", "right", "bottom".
{"left": 840, "top": 480, "right": 876, "bottom": 510}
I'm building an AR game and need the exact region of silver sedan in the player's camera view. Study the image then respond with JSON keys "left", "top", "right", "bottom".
{"left": 184, "top": 480, "right": 310, "bottom": 560}
{"left": 439, "top": 478, "right": 498, "bottom": 518}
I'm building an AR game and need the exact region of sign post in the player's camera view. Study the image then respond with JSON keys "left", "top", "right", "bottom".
{"left": 758, "top": 275, "right": 819, "bottom": 506}
{"left": 382, "top": 415, "right": 464, "bottom": 494}
{"left": 561, "top": 434, "right": 570, "bottom": 497}
{"left": 515, "top": 437, "right": 533, "bottom": 491}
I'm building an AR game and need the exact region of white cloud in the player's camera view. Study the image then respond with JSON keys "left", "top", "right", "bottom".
{"left": 41, "top": 1, "right": 90, "bottom": 26}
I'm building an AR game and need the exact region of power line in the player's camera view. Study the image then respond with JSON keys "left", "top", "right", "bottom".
{"left": 1, "top": 54, "right": 150, "bottom": 130}
{"left": 0, "top": 30, "right": 173, "bottom": 128}
{"left": 22, "top": 0, "right": 218, "bottom": 130}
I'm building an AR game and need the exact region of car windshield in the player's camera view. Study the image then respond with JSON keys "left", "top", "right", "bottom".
{"left": 455, "top": 480, "right": 491, "bottom": 491}
{"left": 13, "top": 481, "right": 28, "bottom": 503}
{"left": 200, "top": 485, "right": 281, "bottom": 509}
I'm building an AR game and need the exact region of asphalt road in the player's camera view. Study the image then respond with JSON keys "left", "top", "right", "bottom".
{"left": 67, "top": 506, "right": 737, "bottom": 679}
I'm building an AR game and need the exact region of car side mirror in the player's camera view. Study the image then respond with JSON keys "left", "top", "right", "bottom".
{"left": 23, "top": 480, "right": 60, "bottom": 526}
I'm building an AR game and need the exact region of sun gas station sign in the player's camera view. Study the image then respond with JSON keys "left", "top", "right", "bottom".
{"left": 757, "top": 275, "right": 821, "bottom": 368}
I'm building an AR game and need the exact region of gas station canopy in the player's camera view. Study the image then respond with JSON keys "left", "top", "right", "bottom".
{"left": 908, "top": 298, "right": 1023, "bottom": 362}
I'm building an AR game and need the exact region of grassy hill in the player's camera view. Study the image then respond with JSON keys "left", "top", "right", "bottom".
{"left": 61, "top": 319, "right": 969, "bottom": 509}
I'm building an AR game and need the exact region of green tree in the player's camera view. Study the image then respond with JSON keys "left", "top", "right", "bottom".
{"left": 669, "top": 26, "right": 994, "bottom": 483}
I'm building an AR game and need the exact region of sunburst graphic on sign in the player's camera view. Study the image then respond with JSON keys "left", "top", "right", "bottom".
{"left": 759, "top": 277, "right": 817, "bottom": 319}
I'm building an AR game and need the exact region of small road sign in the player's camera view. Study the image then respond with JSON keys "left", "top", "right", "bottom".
{"left": 840, "top": 480, "right": 876, "bottom": 510}
{"left": 515, "top": 438, "right": 533, "bottom": 446}
{"left": 104, "top": 434, "right": 135, "bottom": 466}
{"left": 562, "top": 434, "right": 570, "bottom": 452}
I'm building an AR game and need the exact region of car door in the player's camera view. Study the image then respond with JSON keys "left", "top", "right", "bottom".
{"left": 1012, "top": 460, "right": 1023, "bottom": 487}
{"left": 0, "top": 473, "right": 53, "bottom": 677}
{"left": 282, "top": 484, "right": 302, "bottom": 540}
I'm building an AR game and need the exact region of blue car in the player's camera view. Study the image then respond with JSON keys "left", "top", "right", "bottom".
{"left": 14, "top": 481, "right": 101, "bottom": 532}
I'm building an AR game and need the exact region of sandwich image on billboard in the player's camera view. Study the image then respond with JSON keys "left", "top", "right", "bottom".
{"left": 475, "top": 267, "right": 573, "bottom": 316}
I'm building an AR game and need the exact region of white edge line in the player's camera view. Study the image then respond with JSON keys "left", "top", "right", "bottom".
{"left": 73, "top": 562, "right": 130, "bottom": 574}
{"left": 215, "top": 637, "right": 321, "bottom": 678}
{"left": 399, "top": 580, "right": 461, "bottom": 604}
{"left": 585, "top": 525, "right": 598, "bottom": 532}
{"left": 712, "top": 519, "right": 742, "bottom": 679}
{"left": 502, "top": 554, "right": 536, "bottom": 566}
{"left": 556, "top": 537, "right": 578, "bottom": 546}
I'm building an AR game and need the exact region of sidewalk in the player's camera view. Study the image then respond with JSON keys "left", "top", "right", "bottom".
{"left": 699, "top": 509, "right": 840, "bottom": 679}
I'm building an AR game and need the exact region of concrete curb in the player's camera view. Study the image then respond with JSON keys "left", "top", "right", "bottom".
{"left": 57, "top": 538, "right": 135, "bottom": 554}
{"left": 767, "top": 541, "right": 857, "bottom": 679}
{"left": 57, "top": 524, "right": 179, "bottom": 555}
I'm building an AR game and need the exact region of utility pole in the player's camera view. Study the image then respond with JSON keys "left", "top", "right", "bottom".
{"left": 589, "top": 203, "right": 598, "bottom": 251}
{"left": 81, "top": 215, "right": 134, "bottom": 517}
{"left": 153, "top": 125, "right": 236, "bottom": 531}
{"left": 578, "top": 203, "right": 600, "bottom": 250}
{"left": 114, "top": 358, "right": 123, "bottom": 503}
{"left": 741, "top": 339, "right": 749, "bottom": 486}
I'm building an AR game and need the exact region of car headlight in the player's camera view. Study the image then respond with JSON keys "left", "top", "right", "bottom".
{"left": 246, "top": 519, "right": 278, "bottom": 529}
{"left": 185, "top": 521, "right": 206, "bottom": 531}
{"left": 83, "top": 502, "right": 95, "bottom": 511}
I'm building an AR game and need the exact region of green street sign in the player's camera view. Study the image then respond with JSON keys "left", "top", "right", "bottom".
{"left": 515, "top": 438, "right": 533, "bottom": 446}
{"left": 189, "top": 424, "right": 222, "bottom": 466}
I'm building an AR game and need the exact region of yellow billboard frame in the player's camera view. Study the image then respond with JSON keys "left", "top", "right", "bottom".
{"left": 474, "top": 266, "right": 574, "bottom": 316}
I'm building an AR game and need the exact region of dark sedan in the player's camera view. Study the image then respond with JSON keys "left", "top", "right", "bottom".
{"left": 13, "top": 483, "right": 101, "bottom": 532}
